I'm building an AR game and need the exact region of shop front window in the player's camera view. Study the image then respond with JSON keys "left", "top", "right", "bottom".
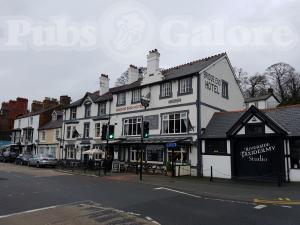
{"left": 291, "top": 139, "right": 300, "bottom": 169}
{"left": 167, "top": 146, "right": 189, "bottom": 164}
{"left": 205, "top": 140, "right": 227, "bottom": 154}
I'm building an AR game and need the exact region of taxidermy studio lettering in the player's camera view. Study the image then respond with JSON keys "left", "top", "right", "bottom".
{"left": 203, "top": 72, "right": 221, "bottom": 95}
{"left": 240, "top": 142, "right": 276, "bottom": 162}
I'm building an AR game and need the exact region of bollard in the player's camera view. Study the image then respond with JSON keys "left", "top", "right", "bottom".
{"left": 210, "top": 166, "right": 213, "bottom": 182}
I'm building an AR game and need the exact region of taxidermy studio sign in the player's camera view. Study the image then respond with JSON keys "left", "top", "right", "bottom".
{"left": 240, "top": 142, "right": 276, "bottom": 162}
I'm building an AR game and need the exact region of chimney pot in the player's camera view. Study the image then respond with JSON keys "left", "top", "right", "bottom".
{"left": 100, "top": 74, "right": 109, "bottom": 95}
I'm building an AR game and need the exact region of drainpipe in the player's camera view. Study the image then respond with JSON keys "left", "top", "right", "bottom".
{"left": 197, "top": 73, "right": 202, "bottom": 177}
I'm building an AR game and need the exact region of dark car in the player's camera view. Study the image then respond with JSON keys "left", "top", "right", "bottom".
{"left": 3, "top": 151, "right": 18, "bottom": 163}
{"left": 16, "top": 153, "right": 33, "bottom": 165}
{"left": 0, "top": 153, "right": 4, "bottom": 162}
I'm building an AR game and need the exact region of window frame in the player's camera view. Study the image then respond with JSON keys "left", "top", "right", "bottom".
{"left": 222, "top": 80, "right": 229, "bottom": 99}
{"left": 123, "top": 117, "right": 142, "bottom": 136}
{"left": 117, "top": 92, "right": 126, "bottom": 106}
{"left": 95, "top": 123, "right": 101, "bottom": 138}
{"left": 160, "top": 82, "right": 172, "bottom": 99}
{"left": 178, "top": 77, "right": 193, "bottom": 96}
{"left": 41, "top": 130, "right": 46, "bottom": 141}
{"left": 83, "top": 123, "right": 90, "bottom": 139}
{"left": 245, "top": 123, "right": 265, "bottom": 136}
{"left": 84, "top": 103, "right": 91, "bottom": 118}
{"left": 205, "top": 139, "right": 227, "bottom": 154}
{"left": 98, "top": 102, "right": 106, "bottom": 116}
{"left": 66, "top": 126, "right": 71, "bottom": 139}
{"left": 131, "top": 89, "right": 141, "bottom": 104}
{"left": 70, "top": 107, "right": 77, "bottom": 120}
{"left": 161, "top": 111, "right": 188, "bottom": 134}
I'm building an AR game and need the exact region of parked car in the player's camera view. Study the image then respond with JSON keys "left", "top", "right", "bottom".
{"left": 2, "top": 151, "right": 18, "bottom": 163}
{"left": 28, "top": 154, "right": 57, "bottom": 168}
{"left": 16, "top": 153, "right": 33, "bottom": 165}
{"left": 0, "top": 153, "right": 4, "bottom": 162}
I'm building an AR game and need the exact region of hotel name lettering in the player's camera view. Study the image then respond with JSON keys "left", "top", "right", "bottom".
{"left": 203, "top": 72, "right": 221, "bottom": 95}
{"left": 116, "top": 104, "right": 144, "bottom": 112}
{"left": 240, "top": 142, "right": 276, "bottom": 162}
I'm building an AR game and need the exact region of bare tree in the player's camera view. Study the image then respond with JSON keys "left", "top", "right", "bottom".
{"left": 246, "top": 73, "right": 269, "bottom": 98}
{"left": 285, "top": 72, "right": 300, "bottom": 99}
{"left": 115, "top": 70, "right": 129, "bottom": 86}
{"left": 265, "top": 63, "right": 296, "bottom": 101}
{"left": 233, "top": 67, "right": 248, "bottom": 95}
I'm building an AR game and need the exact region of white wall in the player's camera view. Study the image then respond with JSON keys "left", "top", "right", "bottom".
{"left": 289, "top": 169, "right": 300, "bottom": 182}
{"left": 202, "top": 155, "right": 232, "bottom": 179}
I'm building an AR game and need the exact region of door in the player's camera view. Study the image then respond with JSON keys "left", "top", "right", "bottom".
{"left": 233, "top": 137, "right": 284, "bottom": 181}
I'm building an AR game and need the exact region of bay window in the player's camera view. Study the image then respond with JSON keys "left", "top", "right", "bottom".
{"left": 167, "top": 146, "right": 189, "bottom": 164}
{"left": 162, "top": 112, "right": 188, "bottom": 134}
{"left": 123, "top": 117, "right": 142, "bottom": 136}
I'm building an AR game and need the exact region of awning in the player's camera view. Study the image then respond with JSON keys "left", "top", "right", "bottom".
{"left": 115, "top": 136, "right": 193, "bottom": 144}
{"left": 82, "top": 149, "right": 105, "bottom": 155}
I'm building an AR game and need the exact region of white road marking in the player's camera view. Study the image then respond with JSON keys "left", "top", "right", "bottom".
{"left": 254, "top": 205, "right": 267, "bottom": 210}
{"left": 281, "top": 205, "right": 292, "bottom": 208}
{"left": 145, "top": 216, "right": 161, "bottom": 225}
{"left": 154, "top": 187, "right": 254, "bottom": 206}
{"left": 154, "top": 187, "right": 202, "bottom": 199}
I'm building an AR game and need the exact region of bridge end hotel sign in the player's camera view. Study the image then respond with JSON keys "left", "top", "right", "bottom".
{"left": 203, "top": 72, "right": 228, "bottom": 98}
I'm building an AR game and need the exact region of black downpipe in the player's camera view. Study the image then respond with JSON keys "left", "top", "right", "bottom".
{"left": 197, "top": 73, "right": 202, "bottom": 177}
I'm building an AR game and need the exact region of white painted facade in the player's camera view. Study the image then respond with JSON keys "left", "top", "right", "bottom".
{"left": 62, "top": 51, "right": 244, "bottom": 176}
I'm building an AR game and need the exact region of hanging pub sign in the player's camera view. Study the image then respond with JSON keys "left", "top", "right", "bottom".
{"left": 233, "top": 138, "right": 282, "bottom": 179}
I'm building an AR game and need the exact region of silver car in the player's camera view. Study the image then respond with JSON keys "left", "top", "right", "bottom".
{"left": 28, "top": 154, "right": 57, "bottom": 168}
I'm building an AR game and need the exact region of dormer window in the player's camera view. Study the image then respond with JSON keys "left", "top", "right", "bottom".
{"left": 52, "top": 112, "right": 57, "bottom": 121}
{"left": 132, "top": 89, "right": 141, "bottom": 104}
{"left": 84, "top": 103, "right": 91, "bottom": 118}
{"left": 117, "top": 92, "right": 126, "bottom": 106}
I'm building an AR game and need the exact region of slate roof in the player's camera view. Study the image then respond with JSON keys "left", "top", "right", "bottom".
{"left": 162, "top": 53, "right": 226, "bottom": 80}
{"left": 17, "top": 105, "right": 60, "bottom": 119}
{"left": 244, "top": 93, "right": 279, "bottom": 103}
{"left": 202, "top": 104, "right": 300, "bottom": 138}
{"left": 67, "top": 52, "right": 226, "bottom": 107}
{"left": 39, "top": 117, "right": 63, "bottom": 130}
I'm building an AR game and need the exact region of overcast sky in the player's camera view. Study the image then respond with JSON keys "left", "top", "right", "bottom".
{"left": 0, "top": 0, "right": 299, "bottom": 106}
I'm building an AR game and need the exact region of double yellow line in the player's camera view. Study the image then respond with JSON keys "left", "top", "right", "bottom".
{"left": 254, "top": 198, "right": 300, "bottom": 205}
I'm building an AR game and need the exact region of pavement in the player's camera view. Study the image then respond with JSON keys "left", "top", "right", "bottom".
{"left": 1, "top": 163, "right": 300, "bottom": 225}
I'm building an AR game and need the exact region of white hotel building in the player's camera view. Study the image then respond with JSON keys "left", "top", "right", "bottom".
{"left": 62, "top": 49, "right": 244, "bottom": 176}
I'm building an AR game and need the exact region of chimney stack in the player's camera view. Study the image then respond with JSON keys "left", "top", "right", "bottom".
{"left": 147, "top": 49, "right": 160, "bottom": 75}
{"left": 31, "top": 100, "right": 43, "bottom": 112}
{"left": 128, "top": 64, "right": 139, "bottom": 84}
{"left": 59, "top": 95, "right": 71, "bottom": 107}
{"left": 268, "top": 88, "right": 274, "bottom": 94}
{"left": 100, "top": 74, "right": 109, "bottom": 95}
{"left": 43, "top": 97, "right": 58, "bottom": 109}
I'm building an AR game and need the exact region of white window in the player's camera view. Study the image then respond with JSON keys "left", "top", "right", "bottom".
{"left": 161, "top": 82, "right": 172, "bottom": 98}
{"left": 117, "top": 92, "right": 126, "bottom": 106}
{"left": 55, "top": 129, "right": 60, "bottom": 140}
{"left": 66, "top": 126, "right": 71, "bottom": 139}
{"left": 167, "top": 146, "right": 189, "bottom": 164}
{"left": 179, "top": 78, "right": 192, "bottom": 94}
{"left": 95, "top": 123, "right": 101, "bottom": 137}
{"left": 70, "top": 108, "right": 77, "bottom": 120}
{"left": 67, "top": 147, "right": 75, "bottom": 159}
{"left": 132, "top": 89, "right": 141, "bottom": 103}
{"left": 162, "top": 112, "right": 188, "bottom": 134}
{"left": 41, "top": 131, "right": 46, "bottom": 141}
{"left": 222, "top": 80, "right": 229, "bottom": 99}
{"left": 83, "top": 123, "right": 90, "bottom": 138}
{"left": 85, "top": 104, "right": 91, "bottom": 118}
{"left": 98, "top": 103, "right": 106, "bottom": 116}
{"left": 123, "top": 117, "right": 142, "bottom": 136}
{"left": 130, "top": 149, "right": 138, "bottom": 162}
